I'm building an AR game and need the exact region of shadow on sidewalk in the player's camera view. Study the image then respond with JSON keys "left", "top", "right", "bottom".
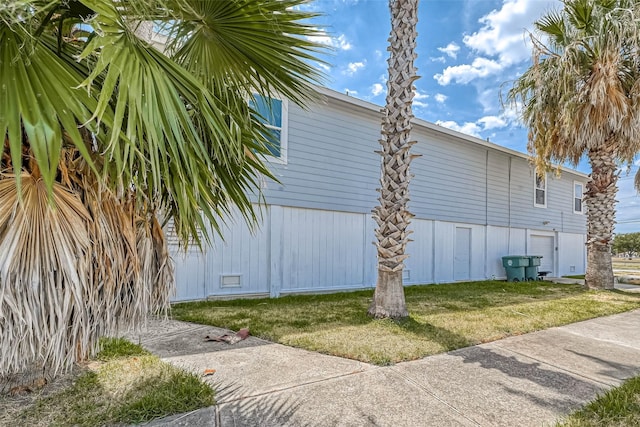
{"left": 217, "top": 388, "right": 307, "bottom": 427}
{"left": 566, "top": 350, "right": 640, "bottom": 380}
{"left": 454, "top": 346, "right": 603, "bottom": 402}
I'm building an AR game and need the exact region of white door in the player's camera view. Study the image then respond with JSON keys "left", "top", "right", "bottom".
{"left": 530, "top": 235, "right": 554, "bottom": 275}
{"left": 454, "top": 227, "right": 471, "bottom": 281}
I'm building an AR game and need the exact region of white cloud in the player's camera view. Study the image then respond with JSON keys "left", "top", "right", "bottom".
{"left": 436, "top": 120, "right": 482, "bottom": 137}
{"left": 434, "top": 0, "right": 559, "bottom": 86}
{"left": 308, "top": 31, "right": 352, "bottom": 50}
{"left": 437, "top": 42, "right": 461, "bottom": 59}
{"left": 413, "top": 90, "right": 429, "bottom": 107}
{"left": 463, "top": 0, "right": 557, "bottom": 65}
{"left": 434, "top": 93, "right": 448, "bottom": 103}
{"left": 430, "top": 56, "right": 447, "bottom": 64}
{"left": 334, "top": 34, "right": 353, "bottom": 50}
{"left": 344, "top": 61, "right": 366, "bottom": 76}
{"left": 435, "top": 109, "right": 516, "bottom": 139}
{"left": 434, "top": 57, "right": 503, "bottom": 85}
{"left": 477, "top": 115, "right": 507, "bottom": 130}
{"left": 374, "top": 50, "right": 383, "bottom": 60}
{"left": 344, "top": 88, "right": 358, "bottom": 96}
{"left": 317, "top": 62, "right": 331, "bottom": 72}
{"left": 371, "top": 83, "right": 385, "bottom": 96}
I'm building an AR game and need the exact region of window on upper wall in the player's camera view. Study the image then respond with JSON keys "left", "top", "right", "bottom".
{"left": 574, "top": 181, "right": 584, "bottom": 214}
{"left": 534, "top": 172, "right": 547, "bottom": 208}
{"left": 250, "top": 95, "right": 288, "bottom": 163}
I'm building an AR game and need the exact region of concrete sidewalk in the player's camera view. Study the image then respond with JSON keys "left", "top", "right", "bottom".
{"left": 128, "top": 310, "right": 640, "bottom": 427}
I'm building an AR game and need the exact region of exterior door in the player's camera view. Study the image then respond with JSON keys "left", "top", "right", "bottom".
{"left": 454, "top": 227, "right": 471, "bottom": 281}
{"left": 530, "top": 235, "right": 554, "bottom": 275}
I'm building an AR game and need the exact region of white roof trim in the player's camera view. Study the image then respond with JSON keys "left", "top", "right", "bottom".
{"left": 314, "top": 86, "right": 589, "bottom": 179}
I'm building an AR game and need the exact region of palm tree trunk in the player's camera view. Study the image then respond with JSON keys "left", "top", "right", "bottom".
{"left": 584, "top": 146, "right": 618, "bottom": 290}
{"left": 368, "top": 0, "right": 419, "bottom": 319}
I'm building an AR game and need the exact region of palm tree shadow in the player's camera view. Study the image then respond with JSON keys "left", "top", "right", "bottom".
{"left": 566, "top": 349, "right": 640, "bottom": 380}
{"left": 393, "top": 316, "right": 471, "bottom": 351}
{"left": 217, "top": 393, "right": 307, "bottom": 427}
{"left": 453, "top": 346, "right": 602, "bottom": 401}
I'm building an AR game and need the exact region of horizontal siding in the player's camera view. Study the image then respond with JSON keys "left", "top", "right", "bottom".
{"left": 411, "top": 129, "right": 488, "bottom": 224}
{"left": 261, "top": 101, "right": 379, "bottom": 213}
{"left": 248, "top": 94, "right": 586, "bottom": 231}
{"left": 487, "top": 152, "right": 510, "bottom": 226}
{"left": 509, "top": 158, "right": 586, "bottom": 234}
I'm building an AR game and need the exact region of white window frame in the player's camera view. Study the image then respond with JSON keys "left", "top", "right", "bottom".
{"left": 534, "top": 172, "right": 547, "bottom": 208}
{"left": 251, "top": 95, "right": 288, "bottom": 165}
{"left": 573, "top": 181, "right": 584, "bottom": 214}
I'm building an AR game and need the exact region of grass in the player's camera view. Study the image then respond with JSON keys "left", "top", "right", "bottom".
{"left": 2, "top": 338, "right": 214, "bottom": 427}
{"left": 556, "top": 376, "right": 640, "bottom": 426}
{"left": 563, "top": 275, "right": 585, "bottom": 279}
{"left": 172, "top": 280, "right": 640, "bottom": 365}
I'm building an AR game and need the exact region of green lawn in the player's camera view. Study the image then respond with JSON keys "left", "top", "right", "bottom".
{"left": 172, "top": 281, "right": 640, "bottom": 365}
{"left": 2, "top": 338, "right": 214, "bottom": 427}
{"left": 556, "top": 376, "right": 640, "bottom": 426}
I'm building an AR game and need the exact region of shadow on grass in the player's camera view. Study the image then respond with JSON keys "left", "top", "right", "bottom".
{"left": 394, "top": 316, "right": 471, "bottom": 351}
{"left": 171, "top": 281, "right": 598, "bottom": 340}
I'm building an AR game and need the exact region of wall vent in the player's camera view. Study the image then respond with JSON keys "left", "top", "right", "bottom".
{"left": 403, "top": 269, "right": 411, "bottom": 281}
{"left": 570, "top": 266, "right": 576, "bottom": 273}
{"left": 220, "top": 274, "right": 242, "bottom": 288}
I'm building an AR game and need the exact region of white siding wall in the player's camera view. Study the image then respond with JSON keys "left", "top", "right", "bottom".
{"left": 486, "top": 226, "right": 510, "bottom": 279}
{"left": 557, "top": 232, "right": 587, "bottom": 277}
{"left": 170, "top": 207, "right": 591, "bottom": 301}
{"left": 404, "top": 219, "right": 434, "bottom": 284}
{"left": 280, "top": 208, "right": 367, "bottom": 293}
{"left": 169, "top": 90, "right": 589, "bottom": 301}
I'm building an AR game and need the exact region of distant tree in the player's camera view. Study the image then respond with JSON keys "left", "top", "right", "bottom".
{"left": 612, "top": 232, "right": 640, "bottom": 257}
{"left": 508, "top": 0, "right": 640, "bottom": 290}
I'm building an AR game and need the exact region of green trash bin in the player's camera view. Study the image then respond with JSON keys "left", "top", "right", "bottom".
{"left": 525, "top": 256, "right": 543, "bottom": 280}
{"left": 502, "top": 256, "right": 529, "bottom": 282}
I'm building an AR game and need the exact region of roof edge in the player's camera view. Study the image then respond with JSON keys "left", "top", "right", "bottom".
{"left": 314, "top": 86, "right": 589, "bottom": 179}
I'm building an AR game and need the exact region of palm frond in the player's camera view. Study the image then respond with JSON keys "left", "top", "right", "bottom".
{"left": 0, "top": 22, "right": 100, "bottom": 192}
{"left": 167, "top": 0, "right": 329, "bottom": 105}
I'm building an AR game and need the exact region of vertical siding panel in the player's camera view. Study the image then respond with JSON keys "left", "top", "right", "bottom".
{"left": 405, "top": 219, "right": 433, "bottom": 284}
{"left": 434, "top": 222, "right": 454, "bottom": 282}
{"left": 486, "top": 226, "right": 510, "bottom": 279}
{"left": 471, "top": 226, "right": 486, "bottom": 280}
{"left": 364, "top": 215, "right": 377, "bottom": 287}
{"left": 509, "top": 228, "right": 527, "bottom": 255}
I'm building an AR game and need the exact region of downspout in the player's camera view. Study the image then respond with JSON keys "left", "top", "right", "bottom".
{"left": 508, "top": 157, "right": 512, "bottom": 254}
{"left": 485, "top": 150, "right": 489, "bottom": 278}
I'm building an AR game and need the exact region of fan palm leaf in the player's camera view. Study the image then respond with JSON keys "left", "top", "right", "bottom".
{"left": 508, "top": 0, "right": 640, "bottom": 289}
{"left": 1, "top": 0, "right": 326, "bottom": 378}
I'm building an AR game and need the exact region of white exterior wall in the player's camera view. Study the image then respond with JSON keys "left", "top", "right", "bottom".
{"left": 557, "top": 232, "right": 587, "bottom": 277}
{"left": 170, "top": 206, "right": 587, "bottom": 301}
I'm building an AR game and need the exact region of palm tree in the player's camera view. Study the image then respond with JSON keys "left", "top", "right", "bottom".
{"left": 368, "top": 0, "right": 419, "bottom": 319}
{"left": 508, "top": 0, "right": 640, "bottom": 290}
{"left": 0, "top": 0, "right": 325, "bottom": 380}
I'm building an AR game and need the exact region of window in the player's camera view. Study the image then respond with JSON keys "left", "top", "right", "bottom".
{"left": 574, "top": 181, "right": 584, "bottom": 214}
{"left": 250, "top": 95, "right": 288, "bottom": 163}
{"left": 534, "top": 172, "right": 547, "bottom": 208}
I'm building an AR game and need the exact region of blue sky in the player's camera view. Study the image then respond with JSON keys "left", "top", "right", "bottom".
{"left": 303, "top": 0, "right": 640, "bottom": 234}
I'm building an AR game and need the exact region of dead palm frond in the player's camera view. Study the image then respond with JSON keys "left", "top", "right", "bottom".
{"left": 0, "top": 0, "right": 326, "bottom": 378}
{"left": 507, "top": 0, "right": 640, "bottom": 289}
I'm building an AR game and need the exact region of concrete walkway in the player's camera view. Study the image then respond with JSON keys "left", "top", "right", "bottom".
{"left": 127, "top": 309, "right": 640, "bottom": 427}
